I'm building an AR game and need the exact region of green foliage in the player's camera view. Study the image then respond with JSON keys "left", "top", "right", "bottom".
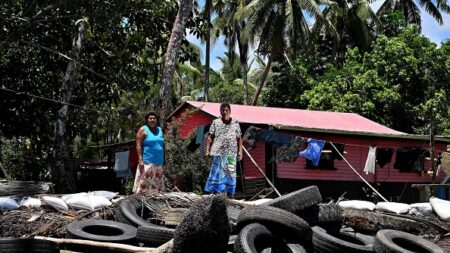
{"left": 266, "top": 27, "right": 450, "bottom": 135}
{"left": 262, "top": 62, "right": 312, "bottom": 108}
{"left": 164, "top": 113, "right": 210, "bottom": 193}
{"left": 0, "top": 0, "right": 201, "bottom": 165}
{"left": 0, "top": 136, "right": 50, "bottom": 181}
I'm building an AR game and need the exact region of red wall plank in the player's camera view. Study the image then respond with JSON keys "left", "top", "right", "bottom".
{"left": 242, "top": 141, "right": 265, "bottom": 179}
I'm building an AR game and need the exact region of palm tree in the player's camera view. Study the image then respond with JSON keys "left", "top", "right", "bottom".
{"left": 242, "top": 0, "right": 333, "bottom": 105}
{"left": 312, "top": 0, "right": 378, "bottom": 62}
{"left": 214, "top": 0, "right": 252, "bottom": 104}
{"left": 377, "top": 0, "right": 450, "bottom": 29}
{"left": 158, "top": 0, "right": 194, "bottom": 124}
{"left": 202, "top": 0, "right": 212, "bottom": 102}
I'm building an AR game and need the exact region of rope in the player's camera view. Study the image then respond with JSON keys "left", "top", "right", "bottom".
{"left": 330, "top": 141, "right": 389, "bottom": 202}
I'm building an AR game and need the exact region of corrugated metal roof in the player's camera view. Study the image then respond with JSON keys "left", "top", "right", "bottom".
{"left": 186, "top": 101, "right": 406, "bottom": 136}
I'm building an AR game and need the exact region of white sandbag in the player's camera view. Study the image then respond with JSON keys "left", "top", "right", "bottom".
{"left": 89, "top": 195, "right": 112, "bottom": 210}
{"left": 66, "top": 194, "right": 111, "bottom": 211}
{"left": 408, "top": 202, "right": 433, "bottom": 216}
{"left": 19, "top": 197, "right": 41, "bottom": 208}
{"left": 90, "top": 190, "right": 118, "bottom": 200}
{"left": 0, "top": 197, "right": 19, "bottom": 210}
{"left": 376, "top": 202, "right": 410, "bottom": 214}
{"left": 65, "top": 194, "right": 93, "bottom": 210}
{"left": 338, "top": 200, "right": 376, "bottom": 211}
{"left": 61, "top": 192, "right": 88, "bottom": 202}
{"left": 430, "top": 197, "right": 450, "bottom": 221}
{"left": 41, "top": 196, "right": 68, "bottom": 211}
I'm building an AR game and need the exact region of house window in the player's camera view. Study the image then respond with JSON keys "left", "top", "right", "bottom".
{"left": 305, "top": 151, "right": 335, "bottom": 170}
{"left": 394, "top": 148, "right": 425, "bottom": 172}
{"left": 303, "top": 142, "right": 344, "bottom": 170}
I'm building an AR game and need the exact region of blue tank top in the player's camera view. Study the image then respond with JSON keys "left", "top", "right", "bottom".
{"left": 142, "top": 125, "right": 164, "bottom": 165}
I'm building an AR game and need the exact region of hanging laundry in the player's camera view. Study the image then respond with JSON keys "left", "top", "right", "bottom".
{"left": 114, "top": 151, "right": 131, "bottom": 178}
{"left": 274, "top": 136, "right": 304, "bottom": 163}
{"left": 187, "top": 125, "right": 210, "bottom": 152}
{"left": 364, "top": 147, "right": 377, "bottom": 174}
{"left": 243, "top": 126, "right": 293, "bottom": 148}
{"left": 299, "top": 139, "right": 325, "bottom": 166}
{"left": 199, "top": 132, "right": 209, "bottom": 157}
{"left": 243, "top": 126, "right": 262, "bottom": 146}
{"left": 195, "top": 125, "right": 206, "bottom": 144}
{"left": 376, "top": 148, "right": 394, "bottom": 168}
{"left": 260, "top": 129, "right": 293, "bottom": 148}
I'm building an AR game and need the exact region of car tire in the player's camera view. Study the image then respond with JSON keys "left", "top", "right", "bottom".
{"left": 264, "top": 186, "right": 322, "bottom": 214}
{"left": 66, "top": 220, "right": 137, "bottom": 243}
{"left": 136, "top": 225, "right": 174, "bottom": 247}
{"left": 373, "top": 229, "right": 446, "bottom": 253}
{"left": 312, "top": 226, "right": 374, "bottom": 253}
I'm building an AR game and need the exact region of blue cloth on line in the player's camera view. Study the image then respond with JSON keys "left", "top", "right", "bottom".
{"left": 260, "top": 129, "right": 293, "bottom": 148}
{"left": 299, "top": 139, "right": 325, "bottom": 167}
{"left": 195, "top": 125, "right": 206, "bottom": 144}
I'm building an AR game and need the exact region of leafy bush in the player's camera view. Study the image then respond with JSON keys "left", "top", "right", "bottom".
{"left": 164, "top": 111, "right": 210, "bottom": 193}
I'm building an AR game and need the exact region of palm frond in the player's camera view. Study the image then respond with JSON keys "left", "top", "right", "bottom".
{"left": 402, "top": 0, "right": 422, "bottom": 26}
{"left": 376, "top": 0, "right": 395, "bottom": 16}
{"left": 436, "top": 0, "right": 450, "bottom": 13}
{"left": 418, "top": 0, "right": 443, "bottom": 24}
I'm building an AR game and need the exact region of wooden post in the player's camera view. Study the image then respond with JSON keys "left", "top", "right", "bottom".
{"left": 242, "top": 146, "right": 281, "bottom": 197}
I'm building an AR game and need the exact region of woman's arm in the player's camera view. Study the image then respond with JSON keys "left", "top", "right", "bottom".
{"left": 136, "top": 127, "right": 145, "bottom": 169}
{"left": 237, "top": 136, "right": 243, "bottom": 161}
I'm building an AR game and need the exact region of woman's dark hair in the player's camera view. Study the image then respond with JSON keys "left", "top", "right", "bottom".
{"left": 144, "top": 112, "right": 158, "bottom": 122}
{"left": 220, "top": 103, "right": 231, "bottom": 111}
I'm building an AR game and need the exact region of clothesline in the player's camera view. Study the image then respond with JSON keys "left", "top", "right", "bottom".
{"left": 330, "top": 142, "right": 389, "bottom": 202}
{"left": 242, "top": 126, "right": 448, "bottom": 154}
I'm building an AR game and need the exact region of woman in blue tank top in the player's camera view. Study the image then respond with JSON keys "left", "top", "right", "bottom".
{"left": 132, "top": 112, "right": 165, "bottom": 193}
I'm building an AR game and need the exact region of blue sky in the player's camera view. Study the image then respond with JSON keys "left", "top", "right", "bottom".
{"left": 187, "top": 0, "right": 450, "bottom": 71}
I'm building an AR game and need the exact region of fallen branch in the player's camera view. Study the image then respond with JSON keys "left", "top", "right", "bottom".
{"left": 34, "top": 236, "right": 156, "bottom": 253}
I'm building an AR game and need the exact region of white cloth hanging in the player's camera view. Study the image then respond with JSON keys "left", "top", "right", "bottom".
{"left": 364, "top": 146, "right": 377, "bottom": 174}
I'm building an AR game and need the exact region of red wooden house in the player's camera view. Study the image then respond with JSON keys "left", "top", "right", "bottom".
{"left": 168, "top": 101, "right": 450, "bottom": 202}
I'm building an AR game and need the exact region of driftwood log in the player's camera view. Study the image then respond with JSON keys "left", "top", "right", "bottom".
{"left": 34, "top": 236, "right": 174, "bottom": 253}
{"left": 0, "top": 180, "right": 53, "bottom": 197}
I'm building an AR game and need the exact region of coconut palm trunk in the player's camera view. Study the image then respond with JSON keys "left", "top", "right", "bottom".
{"left": 53, "top": 19, "right": 86, "bottom": 193}
{"left": 251, "top": 54, "right": 273, "bottom": 106}
{"left": 158, "top": 0, "right": 194, "bottom": 124}
{"left": 203, "top": 0, "right": 211, "bottom": 102}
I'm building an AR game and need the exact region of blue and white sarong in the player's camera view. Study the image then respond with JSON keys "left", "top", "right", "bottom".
{"left": 204, "top": 155, "right": 237, "bottom": 195}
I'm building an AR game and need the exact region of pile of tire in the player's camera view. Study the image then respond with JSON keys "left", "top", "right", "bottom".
{"left": 115, "top": 195, "right": 243, "bottom": 249}
{"left": 231, "top": 185, "right": 447, "bottom": 253}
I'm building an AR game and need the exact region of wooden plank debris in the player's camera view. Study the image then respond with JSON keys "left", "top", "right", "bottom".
{"left": 0, "top": 180, "right": 53, "bottom": 197}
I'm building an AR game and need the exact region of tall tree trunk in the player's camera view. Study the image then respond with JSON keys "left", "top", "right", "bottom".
{"left": 203, "top": 0, "right": 211, "bottom": 102}
{"left": 237, "top": 30, "right": 249, "bottom": 105}
{"left": 251, "top": 54, "right": 273, "bottom": 106}
{"left": 53, "top": 19, "right": 86, "bottom": 193}
{"left": 242, "top": 62, "right": 248, "bottom": 104}
{"left": 157, "top": 0, "right": 193, "bottom": 126}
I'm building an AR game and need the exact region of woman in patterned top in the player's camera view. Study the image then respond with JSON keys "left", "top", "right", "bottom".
{"left": 205, "top": 103, "right": 243, "bottom": 196}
